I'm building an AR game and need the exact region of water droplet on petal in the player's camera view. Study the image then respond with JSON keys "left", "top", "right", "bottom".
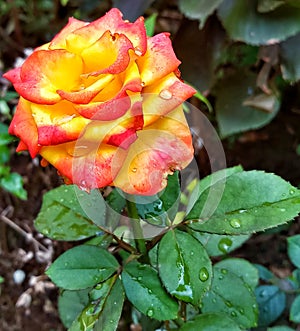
{"left": 199, "top": 267, "right": 209, "bottom": 282}
{"left": 135, "top": 48, "right": 143, "bottom": 56}
{"left": 159, "top": 89, "right": 173, "bottom": 100}
{"left": 147, "top": 308, "right": 154, "bottom": 317}
{"left": 229, "top": 218, "right": 241, "bottom": 229}
{"left": 132, "top": 167, "right": 137, "bottom": 173}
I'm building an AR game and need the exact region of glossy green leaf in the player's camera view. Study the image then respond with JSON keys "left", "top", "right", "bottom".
{"left": 0, "top": 123, "right": 14, "bottom": 145}
{"left": 267, "top": 327, "right": 294, "bottom": 331}
{"left": 202, "top": 267, "right": 258, "bottom": 329}
{"left": 70, "top": 276, "right": 124, "bottom": 331}
{"left": 179, "top": 312, "right": 241, "bottom": 331}
{"left": 290, "top": 294, "right": 300, "bottom": 323}
{"left": 217, "top": 0, "right": 300, "bottom": 45}
{"left": 122, "top": 261, "right": 178, "bottom": 321}
{"left": 186, "top": 166, "right": 243, "bottom": 215}
{"left": 257, "top": 0, "right": 285, "bottom": 13}
{"left": 0, "top": 172, "right": 27, "bottom": 200}
{"left": 58, "top": 289, "right": 90, "bottom": 328}
{"left": 34, "top": 185, "right": 102, "bottom": 241}
{"left": 46, "top": 245, "right": 119, "bottom": 290}
{"left": 0, "top": 145, "right": 9, "bottom": 164}
{"left": 255, "top": 285, "right": 286, "bottom": 326}
{"left": 191, "top": 231, "right": 250, "bottom": 256}
{"left": 179, "top": 0, "right": 224, "bottom": 29}
{"left": 186, "top": 170, "right": 300, "bottom": 234}
{"left": 158, "top": 230, "right": 212, "bottom": 305}
{"left": 280, "top": 33, "right": 300, "bottom": 82}
{"left": 287, "top": 235, "right": 300, "bottom": 268}
{"left": 135, "top": 172, "right": 180, "bottom": 226}
{"left": 214, "top": 71, "right": 279, "bottom": 138}
{"left": 215, "top": 258, "right": 259, "bottom": 290}
{"left": 254, "top": 264, "right": 276, "bottom": 282}
{"left": 145, "top": 13, "right": 157, "bottom": 37}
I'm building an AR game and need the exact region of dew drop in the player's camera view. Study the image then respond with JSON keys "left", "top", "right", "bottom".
{"left": 229, "top": 218, "right": 241, "bottom": 229}
{"left": 148, "top": 289, "right": 153, "bottom": 294}
{"left": 134, "top": 48, "right": 143, "bottom": 56}
{"left": 290, "top": 189, "right": 296, "bottom": 195}
{"left": 190, "top": 251, "right": 194, "bottom": 256}
{"left": 221, "top": 268, "right": 228, "bottom": 275}
{"left": 199, "top": 267, "right": 209, "bottom": 282}
{"left": 280, "top": 208, "right": 286, "bottom": 212}
{"left": 212, "top": 298, "right": 217, "bottom": 303}
{"left": 147, "top": 308, "right": 154, "bottom": 317}
{"left": 159, "top": 89, "right": 173, "bottom": 100}
{"left": 225, "top": 301, "right": 232, "bottom": 307}
{"left": 218, "top": 238, "right": 233, "bottom": 254}
{"left": 137, "top": 276, "right": 143, "bottom": 281}
{"left": 95, "top": 284, "right": 102, "bottom": 290}
{"left": 231, "top": 311, "right": 237, "bottom": 317}
{"left": 218, "top": 275, "right": 224, "bottom": 280}
{"left": 239, "top": 308, "right": 245, "bottom": 315}
{"left": 132, "top": 168, "right": 137, "bottom": 173}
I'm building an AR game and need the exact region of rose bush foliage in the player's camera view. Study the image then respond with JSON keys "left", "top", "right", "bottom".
{"left": 4, "top": 8, "right": 195, "bottom": 195}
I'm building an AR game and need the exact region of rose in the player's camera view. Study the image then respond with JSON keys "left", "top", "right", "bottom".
{"left": 4, "top": 8, "right": 196, "bottom": 195}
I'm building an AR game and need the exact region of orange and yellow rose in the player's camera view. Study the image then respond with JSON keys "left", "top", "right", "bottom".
{"left": 4, "top": 8, "right": 195, "bottom": 195}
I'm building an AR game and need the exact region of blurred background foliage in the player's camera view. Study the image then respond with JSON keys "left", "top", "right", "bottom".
{"left": 1, "top": 0, "right": 300, "bottom": 139}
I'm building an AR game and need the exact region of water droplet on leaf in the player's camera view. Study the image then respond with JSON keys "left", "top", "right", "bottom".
{"left": 218, "top": 238, "right": 233, "bottom": 254}
{"left": 290, "top": 189, "right": 296, "bottom": 195}
{"left": 221, "top": 268, "right": 228, "bottom": 274}
{"left": 147, "top": 308, "right": 154, "bottom": 317}
{"left": 199, "top": 267, "right": 209, "bottom": 282}
{"left": 225, "top": 301, "right": 232, "bottom": 307}
{"left": 231, "top": 311, "right": 237, "bottom": 317}
{"left": 229, "top": 218, "right": 241, "bottom": 229}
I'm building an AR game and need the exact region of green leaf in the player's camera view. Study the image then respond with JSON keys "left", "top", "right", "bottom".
{"left": 202, "top": 267, "right": 258, "bottom": 329}
{"left": 0, "top": 100, "right": 10, "bottom": 116}
{"left": 287, "top": 235, "right": 300, "bottom": 268}
{"left": 0, "top": 145, "right": 10, "bottom": 164}
{"left": 214, "top": 71, "right": 279, "bottom": 138}
{"left": 290, "top": 294, "right": 300, "bottom": 323}
{"left": 0, "top": 276, "right": 4, "bottom": 283}
{"left": 0, "top": 91, "right": 18, "bottom": 102}
{"left": 186, "top": 170, "right": 300, "bottom": 234}
{"left": 34, "top": 185, "right": 102, "bottom": 241}
{"left": 254, "top": 264, "right": 276, "bottom": 282}
{"left": 217, "top": 0, "right": 300, "bottom": 45}
{"left": 257, "top": 0, "right": 285, "bottom": 13}
{"left": 255, "top": 285, "right": 286, "bottom": 326}
{"left": 215, "top": 258, "right": 259, "bottom": 290}
{"left": 179, "top": 312, "right": 242, "bottom": 331}
{"left": 58, "top": 289, "right": 90, "bottom": 328}
{"left": 0, "top": 123, "right": 14, "bottom": 145}
{"left": 46, "top": 245, "right": 119, "bottom": 290}
{"left": 158, "top": 230, "right": 212, "bottom": 305}
{"left": 267, "top": 327, "right": 294, "bottom": 331}
{"left": 280, "top": 33, "right": 300, "bottom": 82}
{"left": 191, "top": 231, "right": 250, "bottom": 256}
{"left": 122, "top": 261, "right": 179, "bottom": 321}
{"left": 70, "top": 276, "right": 124, "bottom": 331}
{"left": 186, "top": 165, "right": 243, "bottom": 215}
{"left": 179, "top": 0, "right": 224, "bottom": 29}
{"left": 0, "top": 172, "right": 27, "bottom": 200}
{"left": 135, "top": 172, "right": 181, "bottom": 226}
{"left": 145, "top": 13, "right": 157, "bottom": 37}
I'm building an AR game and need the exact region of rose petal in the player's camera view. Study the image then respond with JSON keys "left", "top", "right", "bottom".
{"left": 40, "top": 141, "right": 127, "bottom": 189}
{"left": 142, "top": 73, "right": 196, "bottom": 126}
{"left": 80, "top": 30, "right": 134, "bottom": 75}
{"left": 137, "top": 33, "right": 181, "bottom": 86}
{"left": 57, "top": 74, "right": 114, "bottom": 104}
{"left": 30, "top": 101, "right": 90, "bottom": 145}
{"left": 66, "top": 8, "right": 147, "bottom": 56}
{"left": 3, "top": 67, "right": 22, "bottom": 85}
{"left": 12, "top": 50, "right": 83, "bottom": 104}
{"left": 81, "top": 100, "right": 143, "bottom": 149}
{"left": 76, "top": 62, "right": 142, "bottom": 120}
{"left": 113, "top": 107, "right": 193, "bottom": 195}
{"left": 49, "top": 17, "right": 88, "bottom": 49}
{"left": 8, "top": 98, "right": 39, "bottom": 157}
